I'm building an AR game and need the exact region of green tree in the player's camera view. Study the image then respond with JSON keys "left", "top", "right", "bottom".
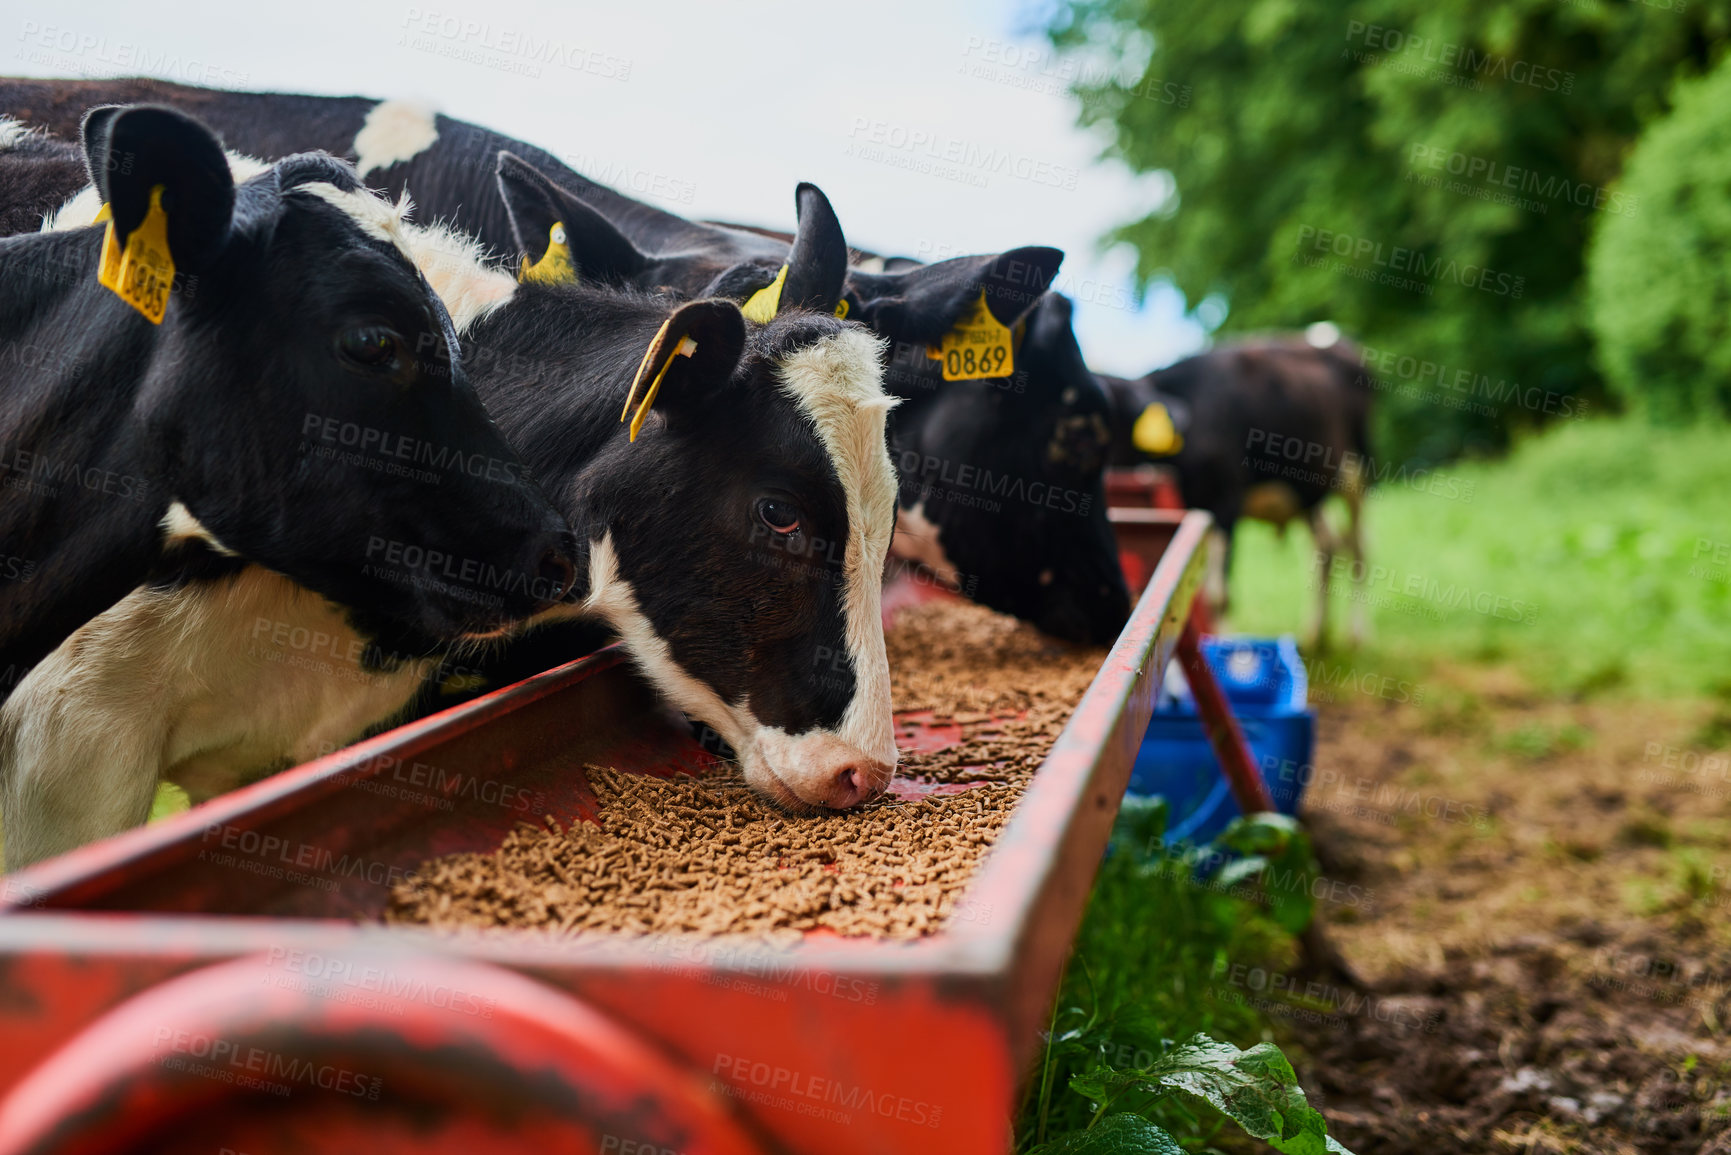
{"left": 1588, "top": 52, "right": 1731, "bottom": 422}
{"left": 1050, "top": 0, "right": 1731, "bottom": 462}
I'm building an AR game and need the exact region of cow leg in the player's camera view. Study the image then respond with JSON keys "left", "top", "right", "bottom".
{"left": 1204, "top": 522, "right": 1236, "bottom": 622}
{"left": 1307, "top": 504, "right": 1341, "bottom": 653}
{"left": 1344, "top": 479, "right": 1370, "bottom": 647}
{"left": 0, "top": 571, "right": 432, "bottom": 870}
{"left": 0, "top": 616, "right": 168, "bottom": 870}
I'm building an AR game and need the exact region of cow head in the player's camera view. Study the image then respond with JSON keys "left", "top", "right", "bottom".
{"left": 496, "top": 152, "right": 848, "bottom": 315}
{"left": 592, "top": 305, "right": 897, "bottom": 811}
{"left": 469, "top": 181, "right": 899, "bottom": 808}
{"left": 67, "top": 106, "right": 576, "bottom": 647}
{"left": 847, "top": 253, "right": 1131, "bottom": 644}
{"left": 1098, "top": 371, "right": 1194, "bottom": 469}
{"left": 576, "top": 304, "right": 897, "bottom": 811}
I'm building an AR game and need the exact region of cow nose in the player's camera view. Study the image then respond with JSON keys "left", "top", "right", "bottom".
{"left": 536, "top": 545, "right": 578, "bottom": 606}
{"left": 823, "top": 759, "right": 893, "bottom": 809}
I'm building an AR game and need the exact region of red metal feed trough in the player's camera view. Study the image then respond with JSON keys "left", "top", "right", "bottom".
{"left": 0, "top": 506, "right": 1263, "bottom": 1154}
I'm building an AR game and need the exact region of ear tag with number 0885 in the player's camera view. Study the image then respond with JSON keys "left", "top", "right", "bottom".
{"left": 96, "top": 185, "right": 174, "bottom": 324}
{"left": 926, "top": 288, "right": 1013, "bottom": 381}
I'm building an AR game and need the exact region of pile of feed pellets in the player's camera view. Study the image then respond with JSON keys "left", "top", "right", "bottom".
{"left": 386, "top": 600, "right": 1104, "bottom": 941}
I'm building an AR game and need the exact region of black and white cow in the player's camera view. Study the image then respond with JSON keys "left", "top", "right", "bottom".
{"left": 1101, "top": 333, "right": 1375, "bottom": 646}
{"left": 437, "top": 187, "right": 901, "bottom": 816}
{"left": 1, "top": 133, "right": 898, "bottom": 865}
{"left": 0, "top": 106, "right": 584, "bottom": 864}
{"left": 0, "top": 78, "right": 1132, "bottom": 645}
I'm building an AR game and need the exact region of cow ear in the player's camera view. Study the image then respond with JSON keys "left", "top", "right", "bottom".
{"left": 620, "top": 299, "right": 747, "bottom": 441}
{"left": 496, "top": 151, "right": 648, "bottom": 285}
{"left": 848, "top": 245, "right": 1063, "bottom": 343}
{"left": 699, "top": 261, "right": 781, "bottom": 302}
{"left": 778, "top": 182, "right": 847, "bottom": 315}
{"left": 83, "top": 103, "right": 234, "bottom": 274}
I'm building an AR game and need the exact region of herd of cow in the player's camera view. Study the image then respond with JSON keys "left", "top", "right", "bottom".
{"left": 0, "top": 77, "right": 1374, "bottom": 869}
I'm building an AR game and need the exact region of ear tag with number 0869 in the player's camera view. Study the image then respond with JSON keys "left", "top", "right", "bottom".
{"left": 927, "top": 288, "right": 1013, "bottom": 381}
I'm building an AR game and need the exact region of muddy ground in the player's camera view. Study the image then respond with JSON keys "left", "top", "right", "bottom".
{"left": 1280, "top": 667, "right": 1731, "bottom": 1154}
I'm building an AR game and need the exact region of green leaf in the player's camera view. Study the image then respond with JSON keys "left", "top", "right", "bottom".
{"left": 1215, "top": 854, "right": 1270, "bottom": 889}
{"left": 1113, "top": 794, "right": 1170, "bottom": 862}
{"left": 1215, "top": 812, "right": 1300, "bottom": 856}
{"left": 1213, "top": 814, "right": 1316, "bottom": 935}
{"left": 148, "top": 781, "right": 191, "bottom": 823}
{"left": 1070, "top": 1034, "right": 1357, "bottom": 1155}
{"left": 1027, "top": 1114, "right": 1186, "bottom": 1155}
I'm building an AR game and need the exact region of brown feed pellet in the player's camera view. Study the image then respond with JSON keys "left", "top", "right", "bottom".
{"left": 385, "top": 600, "right": 1106, "bottom": 940}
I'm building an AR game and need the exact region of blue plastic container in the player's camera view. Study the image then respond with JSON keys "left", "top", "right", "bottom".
{"left": 1126, "top": 636, "right": 1315, "bottom": 846}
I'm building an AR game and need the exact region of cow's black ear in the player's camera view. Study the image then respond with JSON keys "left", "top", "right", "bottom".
{"left": 496, "top": 151, "right": 648, "bottom": 284}
{"left": 848, "top": 245, "right": 1064, "bottom": 343}
{"left": 83, "top": 104, "right": 234, "bottom": 273}
{"left": 699, "top": 262, "right": 781, "bottom": 302}
{"left": 621, "top": 299, "right": 747, "bottom": 438}
{"left": 778, "top": 182, "right": 847, "bottom": 315}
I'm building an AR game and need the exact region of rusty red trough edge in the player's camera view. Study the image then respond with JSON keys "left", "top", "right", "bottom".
{"left": 0, "top": 509, "right": 1213, "bottom": 1154}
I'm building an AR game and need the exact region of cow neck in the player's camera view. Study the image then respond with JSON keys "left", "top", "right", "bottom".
{"left": 458, "top": 281, "right": 673, "bottom": 473}
{"left": 0, "top": 227, "right": 177, "bottom": 681}
{"left": 0, "top": 228, "right": 161, "bottom": 486}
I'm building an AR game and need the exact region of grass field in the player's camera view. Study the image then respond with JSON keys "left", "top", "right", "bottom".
{"left": 1018, "top": 415, "right": 1730, "bottom": 1151}
{"left": 1226, "top": 417, "right": 1731, "bottom": 698}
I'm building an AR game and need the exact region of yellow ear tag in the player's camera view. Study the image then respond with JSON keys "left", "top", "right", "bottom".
{"left": 621, "top": 325, "right": 698, "bottom": 443}
{"left": 925, "top": 288, "right": 1013, "bottom": 381}
{"left": 94, "top": 203, "right": 119, "bottom": 285}
{"left": 740, "top": 263, "right": 788, "bottom": 323}
{"left": 519, "top": 221, "right": 577, "bottom": 285}
{"left": 97, "top": 185, "right": 174, "bottom": 324}
{"left": 1132, "top": 402, "right": 1184, "bottom": 456}
{"left": 833, "top": 297, "right": 849, "bottom": 319}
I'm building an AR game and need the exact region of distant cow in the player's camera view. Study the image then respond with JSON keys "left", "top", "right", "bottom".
{"left": 1102, "top": 334, "right": 1374, "bottom": 647}
{"left": 0, "top": 77, "right": 1131, "bottom": 645}
{"left": 1, "top": 136, "right": 899, "bottom": 864}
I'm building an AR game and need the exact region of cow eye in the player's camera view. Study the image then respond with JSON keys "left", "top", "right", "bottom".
{"left": 757, "top": 498, "right": 801, "bottom": 535}
{"left": 337, "top": 325, "right": 405, "bottom": 371}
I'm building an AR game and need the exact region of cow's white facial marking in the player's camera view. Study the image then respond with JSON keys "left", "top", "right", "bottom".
{"left": 289, "top": 183, "right": 518, "bottom": 332}
{"left": 770, "top": 327, "right": 900, "bottom": 779}
{"left": 853, "top": 255, "right": 887, "bottom": 274}
{"left": 395, "top": 219, "right": 517, "bottom": 333}
{"left": 352, "top": 99, "right": 440, "bottom": 180}
{"left": 892, "top": 502, "right": 961, "bottom": 591}
{"left": 297, "top": 181, "right": 419, "bottom": 264}
{"left": 576, "top": 532, "right": 752, "bottom": 750}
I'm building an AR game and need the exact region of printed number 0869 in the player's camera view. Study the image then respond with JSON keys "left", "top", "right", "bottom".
{"left": 947, "top": 344, "right": 1008, "bottom": 378}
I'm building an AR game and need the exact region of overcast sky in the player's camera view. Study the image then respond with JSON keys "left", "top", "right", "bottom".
{"left": 11, "top": 0, "right": 1203, "bottom": 374}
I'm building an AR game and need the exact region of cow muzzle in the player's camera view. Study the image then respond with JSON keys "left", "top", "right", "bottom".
{"left": 742, "top": 728, "right": 897, "bottom": 812}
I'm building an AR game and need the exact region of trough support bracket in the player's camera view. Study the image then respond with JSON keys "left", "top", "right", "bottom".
{"left": 1174, "top": 617, "right": 1276, "bottom": 815}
